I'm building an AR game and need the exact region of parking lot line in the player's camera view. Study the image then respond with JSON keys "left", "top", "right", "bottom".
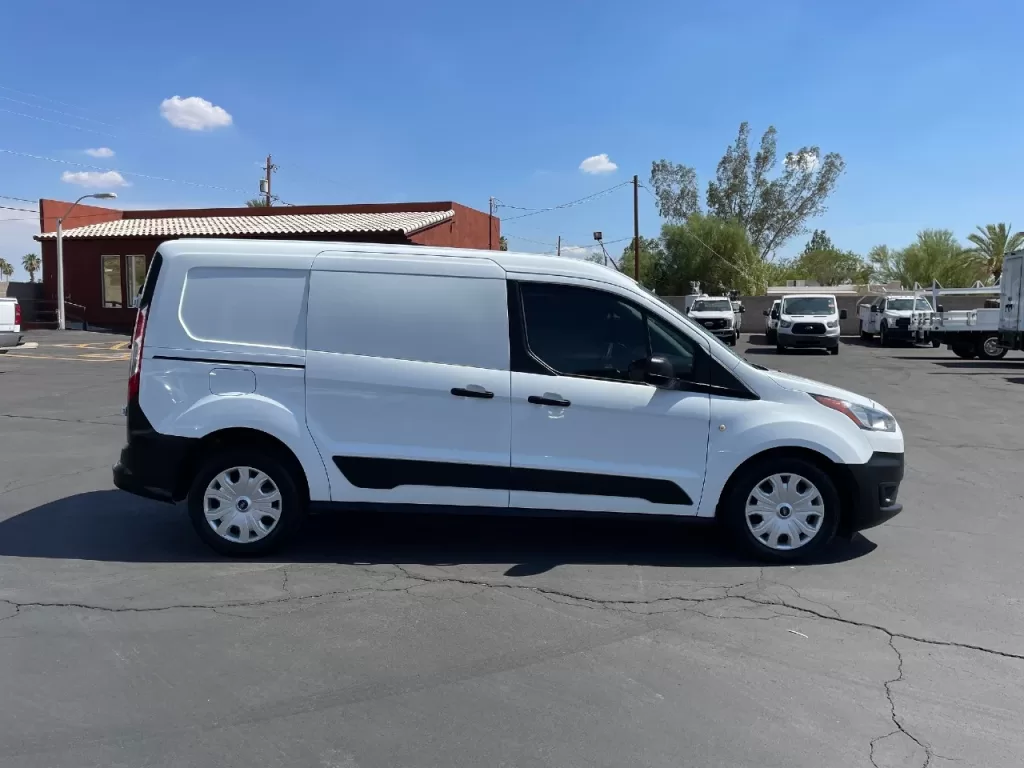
{"left": 1, "top": 351, "right": 128, "bottom": 363}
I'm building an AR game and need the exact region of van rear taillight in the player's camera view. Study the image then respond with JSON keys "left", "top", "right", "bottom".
{"left": 14, "top": 303, "right": 20, "bottom": 326}
{"left": 127, "top": 307, "right": 147, "bottom": 401}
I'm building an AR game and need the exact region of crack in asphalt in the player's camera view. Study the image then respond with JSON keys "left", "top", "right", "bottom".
{"left": 3, "top": 566, "right": 1020, "bottom": 765}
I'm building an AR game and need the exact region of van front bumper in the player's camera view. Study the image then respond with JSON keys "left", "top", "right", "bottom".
{"left": 842, "top": 451, "right": 904, "bottom": 533}
{"left": 777, "top": 330, "right": 839, "bottom": 349}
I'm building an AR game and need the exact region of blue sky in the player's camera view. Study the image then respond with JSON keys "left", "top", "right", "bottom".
{"left": 2, "top": 0, "right": 1023, "bottom": 280}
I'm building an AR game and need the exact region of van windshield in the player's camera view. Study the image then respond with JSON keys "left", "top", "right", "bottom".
{"left": 782, "top": 296, "right": 835, "bottom": 315}
{"left": 692, "top": 299, "right": 732, "bottom": 312}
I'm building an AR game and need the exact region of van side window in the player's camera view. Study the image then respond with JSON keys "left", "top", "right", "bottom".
{"left": 519, "top": 283, "right": 647, "bottom": 380}
{"left": 647, "top": 314, "right": 698, "bottom": 379}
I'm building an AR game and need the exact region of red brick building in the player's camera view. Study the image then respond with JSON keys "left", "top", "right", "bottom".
{"left": 35, "top": 199, "right": 500, "bottom": 330}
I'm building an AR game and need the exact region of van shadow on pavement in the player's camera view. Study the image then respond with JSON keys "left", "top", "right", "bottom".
{"left": 0, "top": 490, "right": 876, "bottom": 573}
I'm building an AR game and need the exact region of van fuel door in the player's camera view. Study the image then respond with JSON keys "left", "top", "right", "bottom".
{"left": 209, "top": 368, "right": 256, "bottom": 396}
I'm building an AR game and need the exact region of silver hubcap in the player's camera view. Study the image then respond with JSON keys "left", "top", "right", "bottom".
{"left": 204, "top": 466, "right": 283, "bottom": 544}
{"left": 745, "top": 473, "right": 824, "bottom": 551}
{"left": 984, "top": 337, "right": 1001, "bottom": 356}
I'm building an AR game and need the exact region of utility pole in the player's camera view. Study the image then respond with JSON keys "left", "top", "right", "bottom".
{"left": 633, "top": 174, "right": 640, "bottom": 282}
{"left": 262, "top": 155, "right": 277, "bottom": 207}
{"left": 556, "top": 235, "right": 561, "bottom": 258}
{"left": 488, "top": 196, "right": 494, "bottom": 250}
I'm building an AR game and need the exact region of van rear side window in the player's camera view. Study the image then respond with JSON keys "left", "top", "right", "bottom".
{"left": 307, "top": 271, "right": 508, "bottom": 369}
{"left": 180, "top": 266, "right": 307, "bottom": 349}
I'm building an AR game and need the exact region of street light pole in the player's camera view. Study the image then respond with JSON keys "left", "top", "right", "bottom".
{"left": 55, "top": 192, "right": 117, "bottom": 330}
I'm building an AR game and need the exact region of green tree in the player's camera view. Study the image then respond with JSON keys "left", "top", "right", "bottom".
{"left": 22, "top": 253, "right": 41, "bottom": 283}
{"left": 245, "top": 198, "right": 270, "bottom": 208}
{"left": 801, "top": 229, "right": 834, "bottom": 255}
{"left": 869, "top": 230, "right": 985, "bottom": 288}
{"left": 650, "top": 122, "right": 845, "bottom": 260}
{"left": 499, "top": 236, "right": 508, "bottom": 251}
{"left": 618, "top": 237, "right": 668, "bottom": 287}
{"left": 966, "top": 223, "right": 1024, "bottom": 281}
{"left": 0, "top": 258, "right": 12, "bottom": 281}
{"left": 657, "top": 214, "right": 765, "bottom": 295}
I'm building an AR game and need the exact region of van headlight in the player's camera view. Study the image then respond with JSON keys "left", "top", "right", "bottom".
{"left": 826, "top": 319, "right": 838, "bottom": 328}
{"left": 779, "top": 320, "right": 793, "bottom": 328}
{"left": 810, "top": 394, "right": 897, "bottom": 432}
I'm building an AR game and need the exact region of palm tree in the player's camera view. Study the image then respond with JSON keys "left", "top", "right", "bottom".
{"left": 869, "top": 230, "right": 985, "bottom": 288}
{"left": 966, "top": 223, "right": 1024, "bottom": 281}
{"left": 0, "top": 258, "right": 13, "bottom": 281}
{"left": 245, "top": 198, "right": 270, "bottom": 208}
{"left": 22, "top": 253, "right": 41, "bottom": 283}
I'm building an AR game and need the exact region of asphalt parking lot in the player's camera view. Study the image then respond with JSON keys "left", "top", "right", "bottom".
{"left": 1, "top": 330, "right": 1023, "bottom": 768}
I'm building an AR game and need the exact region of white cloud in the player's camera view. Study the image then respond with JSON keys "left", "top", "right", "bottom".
{"left": 579, "top": 153, "right": 618, "bottom": 174}
{"left": 785, "top": 150, "right": 819, "bottom": 172}
{"left": 61, "top": 170, "right": 129, "bottom": 188}
{"left": 160, "top": 95, "right": 233, "bottom": 131}
{"left": 84, "top": 147, "right": 115, "bottom": 158}
{"left": 560, "top": 245, "right": 603, "bottom": 261}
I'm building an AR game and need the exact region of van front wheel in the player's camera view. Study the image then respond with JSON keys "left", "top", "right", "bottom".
{"left": 721, "top": 456, "right": 840, "bottom": 563}
{"left": 187, "top": 448, "right": 305, "bottom": 556}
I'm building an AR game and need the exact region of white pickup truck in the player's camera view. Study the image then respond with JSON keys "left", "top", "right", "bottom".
{"left": 857, "top": 295, "right": 934, "bottom": 346}
{"left": 685, "top": 295, "right": 741, "bottom": 346}
{"left": 933, "top": 304, "right": 1006, "bottom": 359}
{"left": 0, "top": 297, "right": 22, "bottom": 349}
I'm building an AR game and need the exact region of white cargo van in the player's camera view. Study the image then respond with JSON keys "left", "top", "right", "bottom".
{"left": 775, "top": 293, "right": 846, "bottom": 355}
{"left": 0, "top": 297, "right": 22, "bottom": 348}
{"left": 114, "top": 240, "right": 905, "bottom": 562}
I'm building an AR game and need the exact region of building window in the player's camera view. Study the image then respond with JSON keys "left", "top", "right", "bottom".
{"left": 127, "top": 255, "right": 147, "bottom": 307}
{"left": 101, "top": 255, "right": 123, "bottom": 308}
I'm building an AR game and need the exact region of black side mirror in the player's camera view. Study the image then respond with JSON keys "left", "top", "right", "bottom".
{"left": 737, "top": 306, "right": 746, "bottom": 313}
{"left": 871, "top": 305, "right": 880, "bottom": 313}
{"left": 762, "top": 309, "right": 769, "bottom": 316}
{"left": 936, "top": 304, "right": 944, "bottom": 313}
{"left": 684, "top": 307, "right": 690, "bottom": 314}
{"left": 629, "top": 356, "right": 675, "bottom": 387}
{"left": 839, "top": 309, "right": 848, "bottom": 320}
{"left": 771, "top": 310, "right": 779, "bottom": 319}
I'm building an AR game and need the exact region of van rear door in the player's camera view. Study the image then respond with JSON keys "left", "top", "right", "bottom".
{"left": 1000, "top": 252, "right": 1023, "bottom": 334}
{"left": 0, "top": 299, "right": 16, "bottom": 332}
{"left": 305, "top": 251, "right": 512, "bottom": 508}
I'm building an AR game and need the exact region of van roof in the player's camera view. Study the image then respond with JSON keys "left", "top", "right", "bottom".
{"left": 157, "top": 238, "right": 639, "bottom": 290}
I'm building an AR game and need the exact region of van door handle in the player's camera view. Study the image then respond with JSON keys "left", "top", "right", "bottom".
{"left": 451, "top": 387, "right": 494, "bottom": 399}
{"left": 528, "top": 395, "right": 571, "bottom": 407}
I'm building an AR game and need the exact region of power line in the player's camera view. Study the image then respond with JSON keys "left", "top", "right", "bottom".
{"left": 494, "top": 181, "right": 632, "bottom": 222}
{"left": 0, "top": 194, "right": 37, "bottom": 204}
{"left": 0, "top": 94, "right": 120, "bottom": 129}
{"left": 0, "top": 83, "right": 110, "bottom": 119}
{"left": 0, "top": 148, "right": 250, "bottom": 194}
{"left": 0, "top": 203, "right": 36, "bottom": 213}
{"left": 0, "top": 107, "right": 120, "bottom": 139}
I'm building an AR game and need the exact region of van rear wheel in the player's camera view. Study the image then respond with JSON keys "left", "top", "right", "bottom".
{"left": 187, "top": 447, "right": 305, "bottom": 556}
{"left": 721, "top": 456, "right": 840, "bottom": 563}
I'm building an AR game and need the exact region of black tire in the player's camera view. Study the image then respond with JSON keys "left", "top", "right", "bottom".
{"left": 729, "top": 336, "right": 737, "bottom": 347}
{"left": 720, "top": 455, "right": 840, "bottom": 563}
{"left": 776, "top": 343, "right": 786, "bottom": 354}
{"left": 187, "top": 447, "right": 306, "bottom": 557}
{"left": 829, "top": 345, "right": 839, "bottom": 356}
{"left": 879, "top": 322, "right": 889, "bottom": 347}
{"left": 931, "top": 339, "right": 941, "bottom": 348}
{"left": 977, "top": 334, "right": 1008, "bottom": 360}
{"left": 951, "top": 342, "right": 976, "bottom": 359}
{"left": 859, "top": 322, "right": 871, "bottom": 341}
{"left": 766, "top": 329, "right": 777, "bottom": 344}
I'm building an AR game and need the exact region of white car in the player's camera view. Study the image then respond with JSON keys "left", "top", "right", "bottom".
{"left": 113, "top": 239, "right": 905, "bottom": 563}
{"left": 0, "top": 297, "right": 22, "bottom": 349}
{"left": 763, "top": 300, "right": 781, "bottom": 343}
{"left": 858, "top": 295, "right": 934, "bottom": 346}
{"left": 685, "top": 296, "right": 740, "bottom": 346}
{"left": 776, "top": 294, "right": 846, "bottom": 355}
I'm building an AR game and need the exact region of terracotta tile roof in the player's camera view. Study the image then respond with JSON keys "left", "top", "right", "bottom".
{"left": 37, "top": 210, "right": 454, "bottom": 240}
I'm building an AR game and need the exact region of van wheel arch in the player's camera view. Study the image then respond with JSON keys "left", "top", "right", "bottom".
{"left": 174, "top": 428, "right": 310, "bottom": 504}
{"left": 715, "top": 447, "right": 857, "bottom": 534}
